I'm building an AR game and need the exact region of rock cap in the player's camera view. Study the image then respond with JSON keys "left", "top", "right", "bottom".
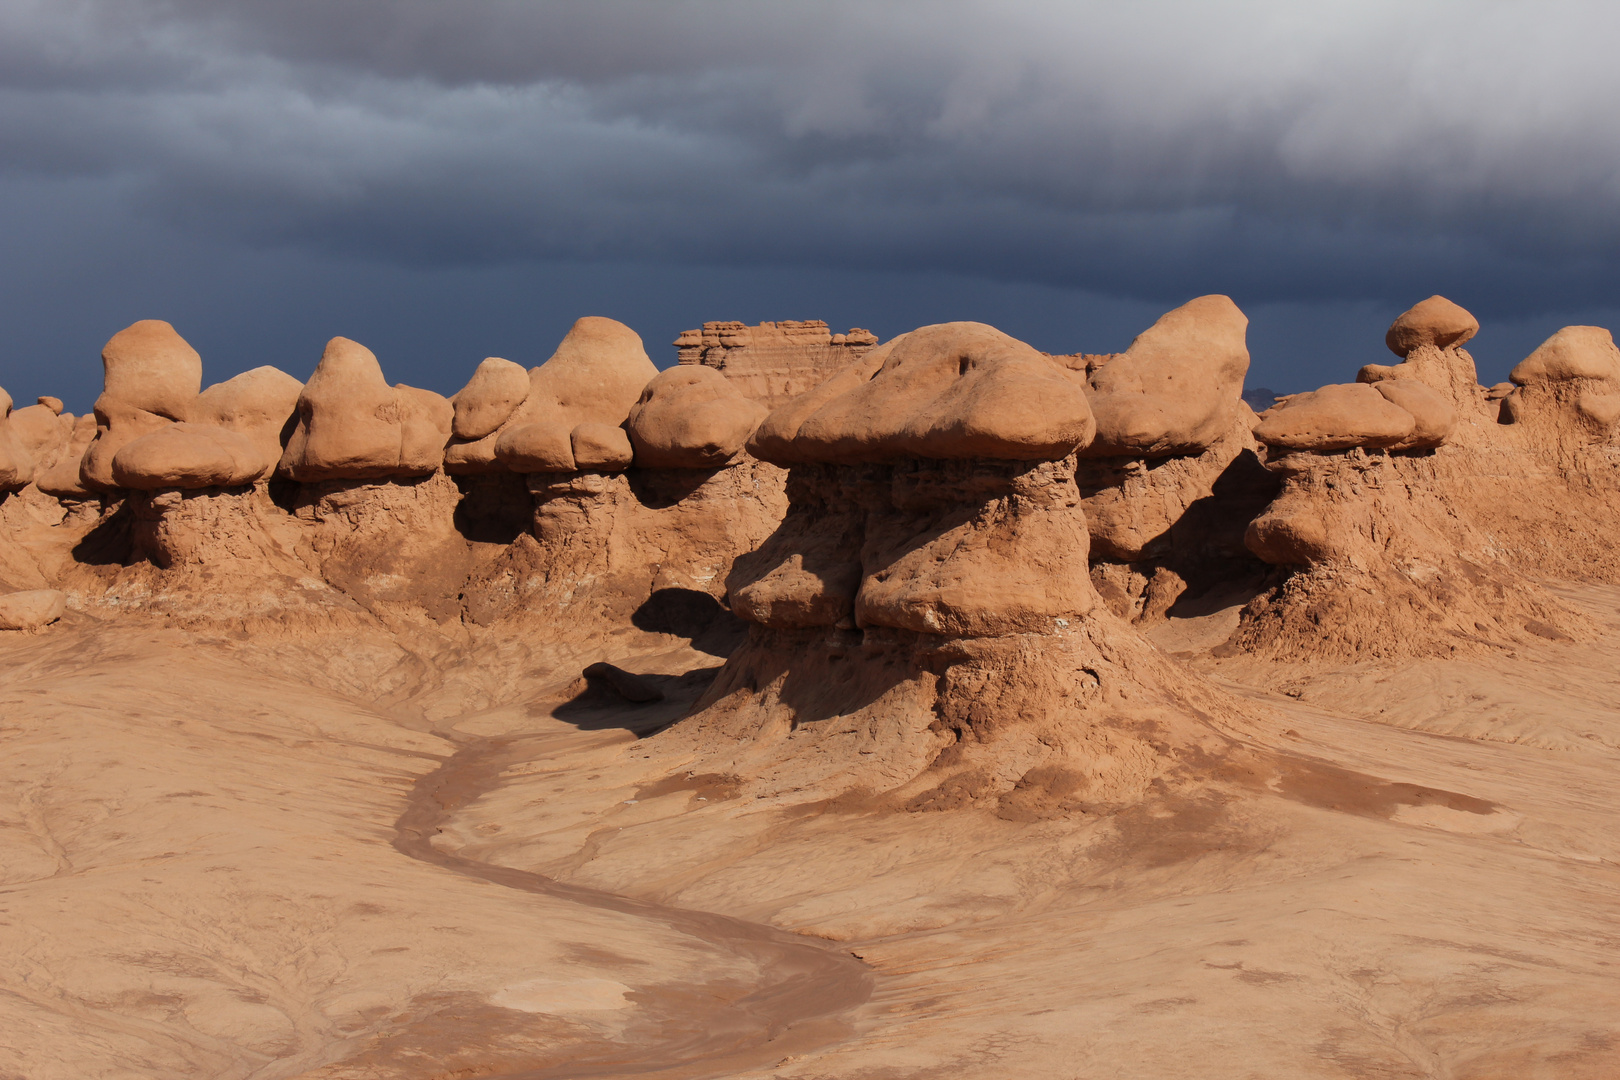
{"left": 1385, "top": 296, "right": 1478, "bottom": 358}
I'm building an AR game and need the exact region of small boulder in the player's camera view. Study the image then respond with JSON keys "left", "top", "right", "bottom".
{"left": 627, "top": 365, "right": 768, "bottom": 468}
{"left": 37, "top": 397, "right": 64, "bottom": 414}
{"left": 570, "top": 423, "right": 635, "bottom": 471}
{"left": 1083, "top": 295, "right": 1251, "bottom": 458}
{"left": 1253, "top": 383, "right": 1416, "bottom": 451}
{"left": 1385, "top": 296, "right": 1479, "bottom": 358}
{"left": 582, "top": 661, "right": 664, "bottom": 703}
{"left": 0, "top": 589, "right": 66, "bottom": 631}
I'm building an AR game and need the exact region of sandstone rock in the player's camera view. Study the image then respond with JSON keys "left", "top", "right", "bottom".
{"left": 747, "top": 345, "right": 891, "bottom": 463}
{"left": 278, "top": 338, "right": 452, "bottom": 481}
{"left": 1373, "top": 379, "right": 1456, "bottom": 450}
{"left": 7, "top": 403, "right": 69, "bottom": 465}
{"left": 582, "top": 662, "right": 664, "bottom": 703}
{"left": 0, "top": 388, "right": 35, "bottom": 492}
{"left": 1078, "top": 405, "right": 1274, "bottom": 564}
{"left": 673, "top": 319, "right": 881, "bottom": 409}
{"left": 753, "top": 323, "right": 1094, "bottom": 465}
{"left": 489, "top": 317, "right": 658, "bottom": 474}
{"left": 34, "top": 414, "right": 98, "bottom": 500}
{"left": 570, "top": 423, "right": 635, "bottom": 472}
{"left": 1239, "top": 447, "right": 1585, "bottom": 659}
{"left": 627, "top": 365, "right": 768, "bottom": 468}
{"left": 193, "top": 367, "right": 304, "bottom": 480}
{"left": 79, "top": 321, "right": 205, "bottom": 491}
{"left": 1083, "top": 295, "right": 1250, "bottom": 458}
{"left": 98, "top": 320, "right": 203, "bottom": 416}
{"left": 452, "top": 358, "right": 530, "bottom": 440}
{"left": 1510, "top": 326, "right": 1620, "bottom": 385}
{"left": 1253, "top": 383, "right": 1416, "bottom": 452}
{"left": 1385, "top": 295, "right": 1479, "bottom": 357}
{"left": 0, "top": 588, "right": 65, "bottom": 630}
{"left": 111, "top": 423, "right": 266, "bottom": 490}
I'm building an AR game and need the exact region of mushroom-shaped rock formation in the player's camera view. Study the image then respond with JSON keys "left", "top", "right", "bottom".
{"left": 1067, "top": 298, "right": 1273, "bottom": 619}
{"left": 1497, "top": 326, "right": 1620, "bottom": 440}
{"left": 0, "top": 388, "right": 35, "bottom": 492}
{"left": 749, "top": 322, "right": 1095, "bottom": 464}
{"left": 278, "top": 338, "right": 452, "bottom": 482}
{"left": 1234, "top": 318, "right": 1588, "bottom": 661}
{"left": 453, "top": 318, "right": 775, "bottom": 631}
{"left": 1082, "top": 295, "right": 1250, "bottom": 459}
{"left": 486, "top": 317, "right": 658, "bottom": 475}
{"left": 1357, "top": 296, "right": 1485, "bottom": 411}
{"left": 627, "top": 365, "right": 768, "bottom": 468}
{"left": 79, "top": 320, "right": 203, "bottom": 492}
{"left": 103, "top": 366, "right": 307, "bottom": 571}
{"left": 680, "top": 320, "right": 1237, "bottom": 812}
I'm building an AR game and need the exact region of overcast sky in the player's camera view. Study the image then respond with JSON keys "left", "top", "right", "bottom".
{"left": 5, "top": 0, "right": 1620, "bottom": 411}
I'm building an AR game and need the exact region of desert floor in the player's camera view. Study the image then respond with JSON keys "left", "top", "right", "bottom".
{"left": 5, "top": 586, "right": 1620, "bottom": 1079}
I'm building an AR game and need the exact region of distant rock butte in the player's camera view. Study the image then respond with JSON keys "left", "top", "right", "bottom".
{"left": 674, "top": 319, "right": 879, "bottom": 410}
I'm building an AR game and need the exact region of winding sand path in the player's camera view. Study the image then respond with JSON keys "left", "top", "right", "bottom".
{"left": 393, "top": 730, "right": 874, "bottom": 1078}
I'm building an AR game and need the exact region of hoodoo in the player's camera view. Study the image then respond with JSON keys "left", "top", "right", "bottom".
{"left": 1072, "top": 297, "right": 1276, "bottom": 622}
{"left": 1236, "top": 298, "right": 1591, "bottom": 660}
{"left": 682, "top": 321, "right": 1241, "bottom": 811}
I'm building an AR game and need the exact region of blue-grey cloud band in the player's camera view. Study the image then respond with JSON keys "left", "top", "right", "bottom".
{"left": 3, "top": 0, "right": 1619, "bottom": 408}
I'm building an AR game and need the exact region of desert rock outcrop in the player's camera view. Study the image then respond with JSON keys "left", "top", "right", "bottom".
{"left": 751, "top": 322, "right": 1095, "bottom": 464}
{"left": 1252, "top": 380, "right": 1455, "bottom": 453}
{"left": 79, "top": 320, "right": 204, "bottom": 492}
{"left": 1357, "top": 295, "right": 1486, "bottom": 410}
{"left": 278, "top": 338, "right": 451, "bottom": 482}
{"left": 674, "top": 319, "right": 880, "bottom": 409}
{"left": 1082, "top": 295, "right": 1250, "bottom": 459}
{"left": 1237, "top": 302, "right": 1590, "bottom": 660}
{"left": 697, "top": 321, "right": 1236, "bottom": 809}
{"left": 1495, "top": 325, "right": 1620, "bottom": 443}
{"left": 0, "top": 387, "right": 35, "bottom": 492}
{"left": 626, "top": 365, "right": 768, "bottom": 468}
{"left": 486, "top": 317, "right": 656, "bottom": 475}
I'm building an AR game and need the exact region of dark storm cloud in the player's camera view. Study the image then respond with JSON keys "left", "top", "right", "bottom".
{"left": 6, "top": 0, "right": 1620, "bottom": 314}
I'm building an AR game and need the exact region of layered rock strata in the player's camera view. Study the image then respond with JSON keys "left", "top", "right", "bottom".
{"left": 673, "top": 319, "right": 880, "bottom": 408}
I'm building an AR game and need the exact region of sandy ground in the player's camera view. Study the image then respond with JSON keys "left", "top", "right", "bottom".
{"left": 5, "top": 588, "right": 1620, "bottom": 1078}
